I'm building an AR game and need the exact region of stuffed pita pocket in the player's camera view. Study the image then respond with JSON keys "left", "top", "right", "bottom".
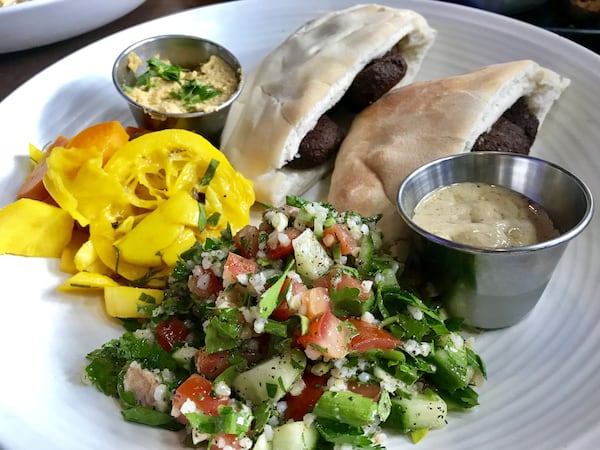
{"left": 220, "top": 4, "right": 436, "bottom": 206}
{"left": 327, "top": 59, "right": 571, "bottom": 243}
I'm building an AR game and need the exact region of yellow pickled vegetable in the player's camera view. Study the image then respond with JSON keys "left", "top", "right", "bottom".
{"left": 29, "top": 142, "right": 45, "bottom": 164}
{"left": 43, "top": 144, "right": 134, "bottom": 227}
{"left": 161, "top": 228, "right": 197, "bottom": 267}
{"left": 104, "top": 286, "right": 164, "bottom": 318}
{"left": 113, "top": 192, "right": 196, "bottom": 267}
{"left": 60, "top": 228, "right": 88, "bottom": 274}
{"left": 98, "top": 130, "right": 253, "bottom": 279}
{"left": 11, "top": 122, "right": 255, "bottom": 318}
{"left": 73, "top": 239, "right": 114, "bottom": 275}
{"left": 58, "top": 271, "right": 120, "bottom": 292}
{"left": 88, "top": 218, "right": 152, "bottom": 282}
{"left": 73, "top": 240, "right": 101, "bottom": 271}
{"left": 0, "top": 198, "right": 73, "bottom": 257}
{"left": 103, "top": 129, "right": 254, "bottom": 236}
{"left": 41, "top": 127, "right": 254, "bottom": 282}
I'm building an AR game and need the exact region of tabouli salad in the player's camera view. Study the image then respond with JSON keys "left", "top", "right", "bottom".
{"left": 85, "top": 196, "right": 486, "bottom": 449}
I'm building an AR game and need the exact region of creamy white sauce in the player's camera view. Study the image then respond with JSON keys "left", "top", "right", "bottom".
{"left": 412, "top": 182, "right": 559, "bottom": 248}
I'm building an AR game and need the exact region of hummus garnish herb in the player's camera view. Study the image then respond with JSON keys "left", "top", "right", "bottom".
{"left": 124, "top": 55, "right": 236, "bottom": 114}
{"left": 135, "top": 57, "right": 184, "bottom": 88}
{"left": 169, "top": 79, "right": 221, "bottom": 110}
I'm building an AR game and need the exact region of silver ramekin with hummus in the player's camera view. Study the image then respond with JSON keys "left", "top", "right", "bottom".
{"left": 112, "top": 34, "right": 243, "bottom": 144}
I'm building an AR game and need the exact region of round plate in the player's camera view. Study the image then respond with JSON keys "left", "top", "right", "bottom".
{"left": 0, "top": 0, "right": 146, "bottom": 54}
{"left": 0, "top": 1, "right": 599, "bottom": 449}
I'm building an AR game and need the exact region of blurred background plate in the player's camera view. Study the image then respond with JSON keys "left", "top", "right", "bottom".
{"left": 0, "top": 0, "right": 146, "bottom": 53}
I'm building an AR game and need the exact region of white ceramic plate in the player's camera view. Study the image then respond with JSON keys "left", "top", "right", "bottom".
{"left": 0, "top": 0, "right": 146, "bottom": 53}
{"left": 1, "top": 1, "right": 599, "bottom": 449}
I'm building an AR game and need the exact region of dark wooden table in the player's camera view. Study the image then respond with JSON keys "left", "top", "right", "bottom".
{"left": 0, "top": 0, "right": 225, "bottom": 102}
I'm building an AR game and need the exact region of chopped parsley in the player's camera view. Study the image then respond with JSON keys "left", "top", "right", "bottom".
{"left": 169, "top": 79, "right": 222, "bottom": 111}
{"left": 135, "top": 57, "right": 185, "bottom": 90}
{"left": 84, "top": 198, "right": 486, "bottom": 449}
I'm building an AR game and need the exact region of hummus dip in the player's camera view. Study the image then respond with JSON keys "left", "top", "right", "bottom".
{"left": 412, "top": 182, "right": 559, "bottom": 248}
{"left": 125, "top": 53, "right": 238, "bottom": 114}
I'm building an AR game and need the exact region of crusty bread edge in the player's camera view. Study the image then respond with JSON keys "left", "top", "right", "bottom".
{"left": 327, "top": 60, "right": 571, "bottom": 244}
{"left": 220, "top": 4, "right": 437, "bottom": 206}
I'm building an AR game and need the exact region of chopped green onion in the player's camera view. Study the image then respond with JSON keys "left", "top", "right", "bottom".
{"left": 200, "top": 159, "right": 220, "bottom": 186}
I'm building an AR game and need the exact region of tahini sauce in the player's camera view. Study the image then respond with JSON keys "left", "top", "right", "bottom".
{"left": 412, "top": 182, "right": 559, "bottom": 248}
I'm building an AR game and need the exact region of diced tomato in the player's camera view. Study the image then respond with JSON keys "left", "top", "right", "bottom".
{"left": 322, "top": 224, "right": 358, "bottom": 255}
{"left": 188, "top": 267, "right": 222, "bottom": 298}
{"left": 284, "top": 372, "right": 328, "bottom": 420}
{"left": 233, "top": 224, "right": 260, "bottom": 258}
{"left": 266, "top": 227, "right": 302, "bottom": 260}
{"left": 172, "top": 374, "right": 228, "bottom": 423}
{"left": 315, "top": 268, "right": 371, "bottom": 301}
{"left": 270, "top": 276, "right": 309, "bottom": 320}
{"left": 196, "top": 347, "right": 231, "bottom": 380}
{"left": 345, "top": 317, "right": 402, "bottom": 352}
{"left": 291, "top": 277, "right": 308, "bottom": 295}
{"left": 296, "top": 310, "right": 350, "bottom": 359}
{"left": 222, "top": 252, "right": 258, "bottom": 286}
{"left": 155, "top": 317, "right": 190, "bottom": 352}
{"left": 299, "top": 287, "right": 331, "bottom": 319}
{"left": 209, "top": 434, "right": 243, "bottom": 450}
{"left": 347, "top": 380, "right": 381, "bottom": 401}
{"left": 271, "top": 298, "right": 292, "bottom": 321}
{"left": 335, "top": 272, "right": 371, "bottom": 301}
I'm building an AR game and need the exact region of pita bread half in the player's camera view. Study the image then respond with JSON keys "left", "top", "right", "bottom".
{"left": 327, "top": 59, "right": 571, "bottom": 243}
{"left": 220, "top": 4, "right": 436, "bottom": 206}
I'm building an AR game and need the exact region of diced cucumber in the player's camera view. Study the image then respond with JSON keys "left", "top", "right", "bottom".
{"left": 253, "top": 433, "right": 272, "bottom": 450}
{"left": 373, "top": 366, "right": 414, "bottom": 397}
{"left": 232, "top": 348, "right": 306, "bottom": 404}
{"left": 386, "top": 388, "right": 447, "bottom": 434}
{"left": 213, "top": 363, "right": 243, "bottom": 388}
{"left": 427, "top": 335, "right": 473, "bottom": 392}
{"left": 171, "top": 345, "right": 198, "bottom": 370}
{"left": 375, "top": 255, "right": 402, "bottom": 287}
{"left": 253, "top": 421, "right": 319, "bottom": 450}
{"left": 292, "top": 228, "right": 332, "bottom": 280}
{"left": 410, "top": 428, "right": 429, "bottom": 443}
{"left": 356, "top": 232, "right": 374, "bottom": 275}
{"left": 272, "top": 421, "right": 319, "bottom": 449}
{"left": 312, "top": 390, "right": 377, "bottom": 427}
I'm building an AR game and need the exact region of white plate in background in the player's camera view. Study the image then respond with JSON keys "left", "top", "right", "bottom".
{"left": 0, "top": 0, "right": 145, "bottom": 53}
{"left": 0, "top": 0, "right": 599, "bottom": 449}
